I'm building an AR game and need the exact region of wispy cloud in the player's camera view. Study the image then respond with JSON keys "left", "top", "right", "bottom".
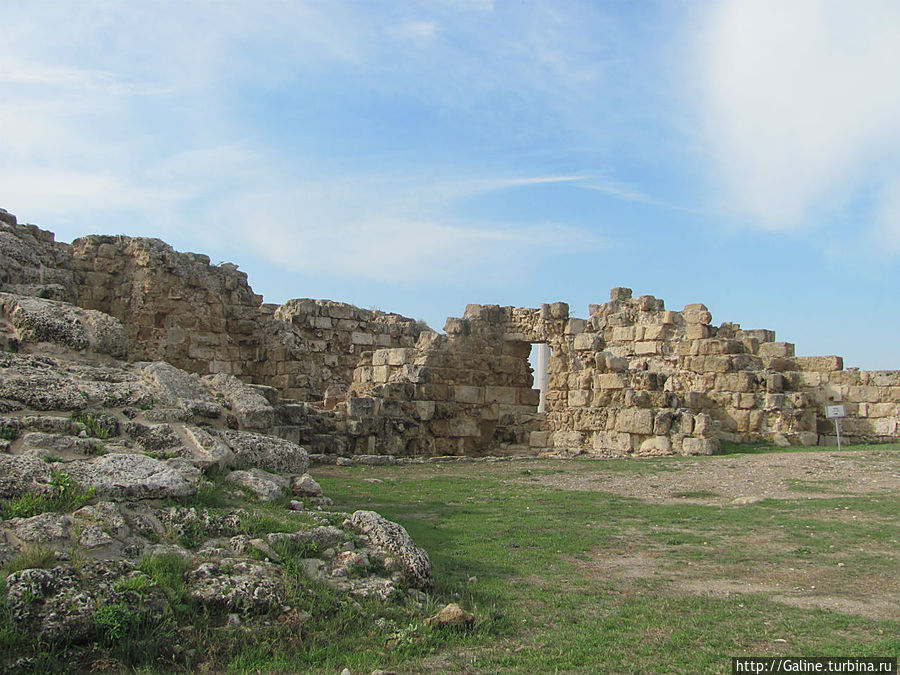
{"left": 694, "top": 0, "right": 900, "bottom": 238}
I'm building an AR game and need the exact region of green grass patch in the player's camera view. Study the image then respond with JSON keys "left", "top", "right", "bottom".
{"left": 0, "top": 471, "right": 95, "bottom": 519}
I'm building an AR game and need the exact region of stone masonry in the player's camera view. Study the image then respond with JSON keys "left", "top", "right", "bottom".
{"left": 1, "top": 207, "right": 898, "bottom": 458}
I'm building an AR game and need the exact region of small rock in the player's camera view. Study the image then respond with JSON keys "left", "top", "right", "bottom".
{"left": 425, "top": 603, "right": 475, "bottom": 629}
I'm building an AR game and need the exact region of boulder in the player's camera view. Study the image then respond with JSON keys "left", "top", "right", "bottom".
{"left": 351, "top": 510, "right": 433, "bottom": 590}
{"left": 186, "top": 560, "right": 285, "bottom": 614}
{"left": 0, "top": 292, "right": 126, "bottom": 357}
{"left": 219, "top": 429, "right": 309, "bottom": 474}
{"left": 66, "top": 453, "right": 198, "bottom": 500}
{"left": 226, "top": 468, "right": 288, "bottom": 502}
{"left": 141, "top": 362, "right": 221, "bottom": 418}
{"left": 205, "top": 374, "right": 275, "bottom": 430}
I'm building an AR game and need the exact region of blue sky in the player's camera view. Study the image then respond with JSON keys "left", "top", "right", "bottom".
{"left": 2, "top": 1, "right": 899, "bottom": 369}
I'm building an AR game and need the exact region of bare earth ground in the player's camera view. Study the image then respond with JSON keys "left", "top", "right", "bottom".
{"left": 528, "top": 450, "right": 900, "bottom": 504}
{"left": 518, "top": 450, "right": 900, "bottom": 621}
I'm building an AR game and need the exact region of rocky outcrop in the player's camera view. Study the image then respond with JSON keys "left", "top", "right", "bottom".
{"left": 350, "top": 510, "right": 434, "bottom": 590}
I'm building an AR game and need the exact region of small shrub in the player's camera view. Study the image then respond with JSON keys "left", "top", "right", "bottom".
{"left": 0, "top": 422, "right": 19, "bottom": 441}
{"left": 94, "top": 601, "right": 139, "bottom": 643}
{"left": 70, "top": 412, "right": 116, "bottom": 440}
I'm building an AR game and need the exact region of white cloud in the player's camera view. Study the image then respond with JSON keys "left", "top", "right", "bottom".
{"left": 695, "top": 0, "right": 900, "bottom": 232}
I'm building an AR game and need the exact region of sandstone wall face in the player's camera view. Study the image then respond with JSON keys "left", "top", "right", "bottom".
{"left": 70, "top": 235, "right": 264, "bottom": 376}
{"left": 1, "top": 208, "right": 897, "bottom": 458}
{"left": 252, "top": 299, "right": 425, "bottom": 403}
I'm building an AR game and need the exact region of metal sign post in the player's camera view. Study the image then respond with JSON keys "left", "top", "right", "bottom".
{"left": 825, "top": 405, "right": 847, "bottom": 451}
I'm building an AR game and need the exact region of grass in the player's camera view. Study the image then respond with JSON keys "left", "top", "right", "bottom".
{"left": 0, "top": 471, "right": 95, "bottom": 519}
{"left": 305, "top": 455, "right": 900, "bottom": 674}
{"left": 4, "top": 449, "right": 899, "bottom": 673}
{"left": 70, "top": 411, "right": 116, "bottom": 440}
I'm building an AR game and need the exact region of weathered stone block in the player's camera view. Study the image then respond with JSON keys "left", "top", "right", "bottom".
{"left": 681, "top": 437, "right": 719, "bottom": 455}
{"left": 795, "top": 356, "right": 843, "bottom": 372}
{"left": 758, "top": 341, "right": 795, "bottom": 358}
{"left": 485, "top": 386, "right": 517, "bottom": 405}
{"left": 519, "top": 388, "right": 541, "bottom": 406}
{"left": 573, "top": 333, "right": 603, "bottom": 351}
{"left": 610, "top": 287, "right": 632, "bottom": 301}
{"left": 372, "top": 366, "right": 391, "bottom": 383}
{"left": 568, "top": 390, "right": 590, "bottom": 407}
{"left": 611, "top": 326, "right": 636, "bottom": 342}
{"left": 453, "top": 385, "right": 484, "bottom": 405}
{"left": 529, "top": 431, "right": 551, "bottom": 447}
{"left": 685, "top": 324, "right": 712, "bottom": 340}
{"left": 351, "top": 331, "right": 375, "bottom": 346}
{"left": 639, "top": 436, "right": 671, "bottom": 454}
{"left": 631, "top": 341, "right": 656, "bottom": 355}
{"left": 614, "top": 408, "right": 653, "bottom": 434}
{"left": 565, "top": 318, "right": 587, "bottom": 335}
{"left": 595, "top": 373, "right": 626, "bottom": 389}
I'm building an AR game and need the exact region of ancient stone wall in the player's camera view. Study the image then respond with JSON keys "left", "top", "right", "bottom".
{"left": 69, "top": 235, "right": 264, "bottom": 376}
{"left": 252, "top": 299, "right": 424, "bottom": 403}
{"left": 1, "top": 208, "right": 898, "bottom": 458}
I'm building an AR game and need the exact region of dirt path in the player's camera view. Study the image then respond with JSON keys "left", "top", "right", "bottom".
{"left": 526, "top": 450, "right": 900, "bottom": 504}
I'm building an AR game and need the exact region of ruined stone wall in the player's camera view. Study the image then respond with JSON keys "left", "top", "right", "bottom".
{"left": 250, "top": 299, "right": 424, "bottom": 403}
{"left": 69, "top": 235, "right": 264, "bottom": 376}
{"left": 2, "top": 207, "right": 897, "bottom": 459}
{"left": 342, "top": 304, "right": 545, "bottom": 456}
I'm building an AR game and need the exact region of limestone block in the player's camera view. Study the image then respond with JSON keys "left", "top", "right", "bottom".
{"left": 573, "top": 333, "right": 603, "bottom": 351}
{"left": 372, "top": 366, "right": 391, "bottom": 383}
{"left": 693, "top": 413, "right": 711, "bottom": 437}
{"left": 568, "top": 390, "right": 590, "bottom": 407}
{"left": 653, "top": 410, "right": 673, "bottom": 435}
{"left": 874, "top": 418, "right": 898, "bottom": 435}
{"left": 591, "top": 430, "right": 632, "bottom": 453}
{"left": 766, "top": 373, "right": 783, "bottom": 393}
{"left": 795, "top": 356, "right": 843, "bottom": 373}
{"left": 735, "top": 393, "right": 756, "bottom": 409}
{"left": 529, "top": 431, "right": 551, "bottom": 447}
{"left": 764, "top": 357, "right": 796, "bottom": 373}
{"left": 519, "top": 388, "right": 541, "bottom": 407}
{"left": 313, "top": 316, "right": 333, "bottom": 329}
{"left": 741, "top": 329, "right": 775, "bottom": 343}
{"left": 763, "top": 393, "right": 785, "bottom": 409}
{"left": 758, "top": 341, "right": 795, "bottom": 358}
{"left": 549, "top": 302, "right": 569, "bottom": 320}
{"left": 372, "top": 349, "right": 390, "bottom": 366}
{"left": 871, "top": 402, "right": 900, "bottom": 417}
{"left": 715, "top": 372, "right": 756, "bottom": 392}
{"left": 643, "top": 325, "right": 670, "bottom": 341}
{"left": 565, "top": 319, "right": 587, "bottom": 335}
{"left": 614, "top": 408, "right": 653, "bottom": 434}
{"left": 798, "top": 371, "right": 821, "bottom": 387}
{"left": 683, "top": 305, "right": 712, "bottom": 325}
{"left": 634, "top": 341, "right": 659, "bottom": 355}
{"left": 448, "top": 417, "right": 481, "bottom": 438}
{"left": 611, "top": 326, "right": 636, "bottom": 342}
{"left": 848, "top": 386, "right": 881, "bottom": 403}
{"left": 870, "top": 371, "right": 900, "bottom": 387}
{"left": 610, "top": 287, "right": 632, "bottom": 301}
{"left": 351, "top": 331, "right": 375, "bottom": 346}
{"left": 453, "top": 385, "right": 484, "bottom": 404}
{"left": 595, "top": 373, "right": 626, "bottom": 389}
{"left": 685, "top": 324, "right": 712, "bottom": 339}
{"left": 681, "top": 437, "right": 719, "bottom": 455}
{"left": 485, "top": 386, "right": 517, "bottom": 405}
{"left": 384, "top": 348, "right": 416, "bottom": 366}
{"left": 639, "top": 436, "right": 671, "bottom": 455}
{"left": 798, "top": 432, "right": 818, "bottom": 446}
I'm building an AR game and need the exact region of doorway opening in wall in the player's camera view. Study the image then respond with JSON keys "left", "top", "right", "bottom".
{"left": 528, "top": 343, "right": 551, "bottom": 413}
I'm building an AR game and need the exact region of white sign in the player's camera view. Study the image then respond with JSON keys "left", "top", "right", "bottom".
{"left": 825, "top": 405, "right": 847, "bottom": 419}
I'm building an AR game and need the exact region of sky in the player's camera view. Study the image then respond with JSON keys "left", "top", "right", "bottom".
{"left": 1, "top": 1, "right": 899, "bottom": 369}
